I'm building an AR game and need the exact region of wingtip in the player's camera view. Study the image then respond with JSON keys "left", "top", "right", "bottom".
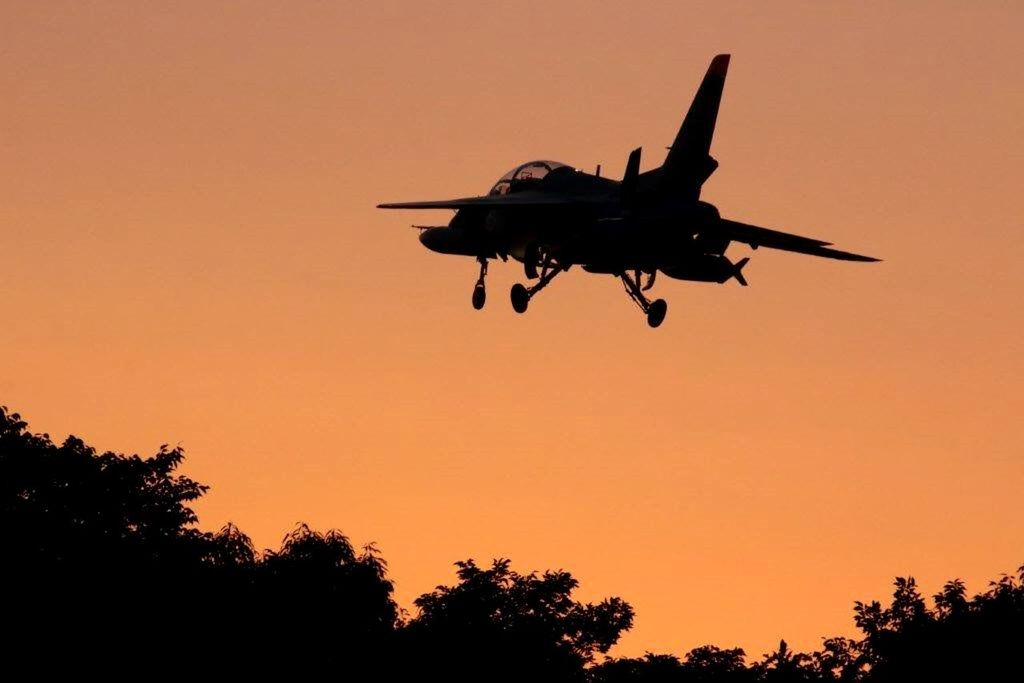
{"left": 710, "top": 54, "right": 731, "bottom": 77}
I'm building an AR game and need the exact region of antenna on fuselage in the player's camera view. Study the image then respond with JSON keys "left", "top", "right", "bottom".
{"left": 595, "top": 164, "right": 601, "bottom": 178}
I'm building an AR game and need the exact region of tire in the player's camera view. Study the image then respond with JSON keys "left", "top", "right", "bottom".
{"left": 646, "top": 299, "right": 667, "bottom": 328}
{"left": 510, "top": 284, "right": 530, "bottom": 314}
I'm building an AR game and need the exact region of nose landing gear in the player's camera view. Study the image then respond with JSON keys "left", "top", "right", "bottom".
{"left": 471, "top": 257, "right": 488, "bottom": 310}
{"left": 620, "top": 269, "right": 668, "bottom": 328}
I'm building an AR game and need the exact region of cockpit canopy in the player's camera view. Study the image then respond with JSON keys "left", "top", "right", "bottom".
{"left": 489, "top": 160, "right": 571, "bottom": 195}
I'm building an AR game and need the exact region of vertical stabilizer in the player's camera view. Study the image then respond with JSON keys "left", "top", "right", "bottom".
{"left": 661, "top": 54, "right": 730, "bottom": 199}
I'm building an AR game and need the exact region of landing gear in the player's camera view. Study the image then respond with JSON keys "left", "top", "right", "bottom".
{"left": 510, "top": 283, "right": 529, "bottom": 313}
{"left": 523, "top": 243, "right": 541, "bottom": 280}
{"left": 620, "top": 269, "right": 668, "bottom": 328}
{"left": 471, "top": 257, "right": 488, "bottom": 310}
{"left": 646, "top": 298, "right": 667, "bottom": 328}
{"left": 510, "top": 253, "right": 566, "bottom": 315}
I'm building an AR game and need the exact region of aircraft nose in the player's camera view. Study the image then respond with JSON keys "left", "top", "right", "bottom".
{"left": 419, "top": 227, "right": 443, "bottom": 251}
{"left": 419, "top": 226, "right": 474, "bottom": 255}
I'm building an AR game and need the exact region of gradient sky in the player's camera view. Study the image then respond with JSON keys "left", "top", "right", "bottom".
{"left": 3, "top": 1, "right": 1023, "bottom": 659}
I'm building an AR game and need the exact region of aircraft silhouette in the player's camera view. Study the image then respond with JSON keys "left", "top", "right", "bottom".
{"left": 379, "top": 54, "right": 878, "bottom": 328}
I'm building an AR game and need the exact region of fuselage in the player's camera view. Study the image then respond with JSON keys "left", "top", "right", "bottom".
{"left": 417, "top": 161, "right": 737, "bottom": 283}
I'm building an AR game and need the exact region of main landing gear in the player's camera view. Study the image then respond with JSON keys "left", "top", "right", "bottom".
{"left": 620, "top": 269, "right": 668, "bottom": 328}
{"left": 471, "top": 257, "right": 488, "bottom": 310}
{"left": 510, "top": 253, "right": 566, "bottom": 314}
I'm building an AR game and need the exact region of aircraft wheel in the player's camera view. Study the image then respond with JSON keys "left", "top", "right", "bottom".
{"left": 472, "top": 284, "right": 486, "bottom": 310}
{"left": 510, "top": 283, "right": 530, "bottom": 314}
{"left": 646, "top": 299, "right": 667, "bottom": 328}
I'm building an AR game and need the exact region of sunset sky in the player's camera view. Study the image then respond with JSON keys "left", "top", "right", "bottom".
{"left": 3, "top": 1, "right": 1023, "bottom": 659}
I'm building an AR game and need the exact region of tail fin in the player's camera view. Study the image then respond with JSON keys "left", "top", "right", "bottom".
{"left": 662, "top": 54, "right": 730, "bottom": 199}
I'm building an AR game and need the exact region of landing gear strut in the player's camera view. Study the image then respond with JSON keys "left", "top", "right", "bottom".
{"left": 510, "top": 254, "right": 566, "bottom": 314}
{"left": 620, "top": 269, "right": 667, "bottom": 328}
{"left": 472, "top": 257, "right": 488, "bottom": 310}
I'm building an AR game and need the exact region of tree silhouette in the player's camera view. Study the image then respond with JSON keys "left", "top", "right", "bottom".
{"left": 399, "top": 558, "right": 634, "bottom": 681}
{"left": 684, "top": 645, "right": 756, "bottom": 682}
{"left": 589, "top": 652, "right": 688, "bottom": 682}
{"left": 251, "top": 524, "right": 399, "bottom": 651}
{"left": 3, "top": 405, "right": 1023, "bottom": 680}
{"left": 806, "top": 637, "right": 864, "bottom": 682}
{"left": 852, "top": 569, "right": 1024, "bottom": 681}
{"left": 594, "top": 645, "right": 756, "bottom": 683}
{"left": 0, "top": 405, "right": 399, "bottom": 673}
{"left": 754, "top": 639, "right": 815, "bottom": 682}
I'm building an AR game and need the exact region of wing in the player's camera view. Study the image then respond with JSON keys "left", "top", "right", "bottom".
{"left": 378, "top": 192, "right": 614, "bottom": 210}
{"left": 716, "top": 218, "right": 880, "bottom": 262}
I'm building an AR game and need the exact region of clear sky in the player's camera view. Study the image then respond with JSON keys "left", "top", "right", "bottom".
{"left": 3, "top": 1, "right": 1023, "bottom": 659}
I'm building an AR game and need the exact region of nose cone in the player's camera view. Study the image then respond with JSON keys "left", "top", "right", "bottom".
{"left": 419, "top": 227, "right": 446, "bottom": 252}
{"left": 418, "top": 226, "right": 477, "bottom": 256}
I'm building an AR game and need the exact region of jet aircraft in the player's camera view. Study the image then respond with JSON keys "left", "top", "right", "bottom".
{"left": 378, "top": 54, "right": 878, "bottom": 328}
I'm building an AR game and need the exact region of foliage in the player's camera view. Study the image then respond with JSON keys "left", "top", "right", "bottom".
{"left": 3, "top": 405, "right": 1022, "bottom": 680}
{"left": 400, "top": 558, "right": 634, "bottom": 680}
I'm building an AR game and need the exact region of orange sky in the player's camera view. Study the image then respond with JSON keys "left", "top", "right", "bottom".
{"left": 3, "top": 1, "right": 1023, "bottom": 659}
